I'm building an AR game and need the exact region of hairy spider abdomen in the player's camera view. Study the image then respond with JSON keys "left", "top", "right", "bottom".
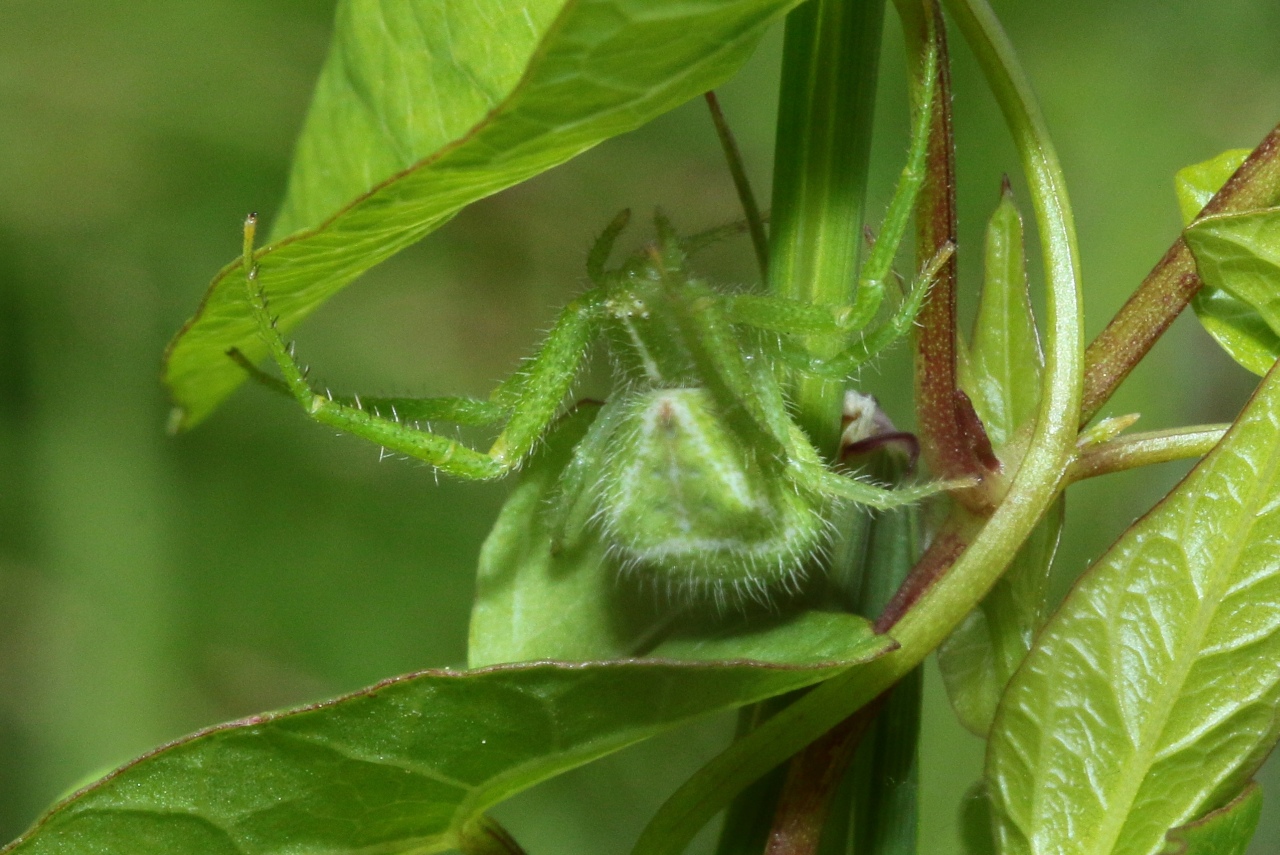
{"left": 596, "top": 388, "right": 827, "bottom": 600}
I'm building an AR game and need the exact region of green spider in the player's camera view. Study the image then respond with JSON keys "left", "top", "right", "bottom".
{"left": 233, "top": 36, "right": 946, "bottom": 604}
{"left": 235, "top": 207, "right": 951, "bottom": 604}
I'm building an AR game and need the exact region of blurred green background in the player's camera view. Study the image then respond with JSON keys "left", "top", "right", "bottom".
{"left": 1, "top": 1, "right": 1278, "bottom": 851}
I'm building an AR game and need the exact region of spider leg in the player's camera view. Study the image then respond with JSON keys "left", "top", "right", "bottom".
{"left": 744, "top": 39, "right": 940, "bottom": 381}
{"left": 807, "top": 463, "right": 955, "bottom": 510}
{"left": 669, "top": 282, "right": 794, "bottom": 457}
{"left": 772, "top": 242, "right": 954, "bottom": 380}
{"left": 239, "top": 216, "right": 603, "bottom": 480}
{"left": 230, "top": 348, "right": 511, "bottom": 427}
{"left": 723, "top": 294, "right": 878, "bottom": 337}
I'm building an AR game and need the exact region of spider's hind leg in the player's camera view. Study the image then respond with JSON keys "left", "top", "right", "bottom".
{"left": 238, "top": 216, "right": 604, "bottom": 481}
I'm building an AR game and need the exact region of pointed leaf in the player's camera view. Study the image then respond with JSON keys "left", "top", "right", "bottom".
{"left": 1161, "top": 782, "right": 1262, "bottom": 855}
{"left": 959, "top": 182, "right": 1043, "bottom": 447}
{"left": 943, "top": 186, "right": 1057, "bottom": 736}
{"left": 4, "top": 616, "right": 891, "bottom": 855}
{"left": 987, "top": 360, "right": 1280, "bottom": 855}
{"left": 163, "top": 0, "right": 803, "bottom": 429}
{"left": 1179, "top": 150, "right": 1280, "bottom": 375}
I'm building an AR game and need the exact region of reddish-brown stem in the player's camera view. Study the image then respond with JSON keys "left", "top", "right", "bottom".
{"left": 762, "top": 697, "right": 885, "bottom": 855}
{"left": 1080, "top": 122, "right": 1280, "bottom": 425}
{"left": 874, "top": 510, "right": 979, "bottom": 632}
{"left": 912, "top": 11, "right": 998, "bottom": 505}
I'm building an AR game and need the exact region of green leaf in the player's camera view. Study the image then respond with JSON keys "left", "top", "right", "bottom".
{"left": 959, "top": 181, "right": 1043, "bottom": 448}
{"left": 1186, "top": 207, "right": 1280, "bottom": 376}
{"left": 1161, "top": 782, "right": 1262, "bottom": 855}
{"left": 937, "top": 499, "right": 1061, "bottom": 736}
{"left": 5, "top": 616, "right": 891, "bottom": 855}
{"left": 1175, "top": 150, "right": 1250, "bottom": 226}
{"left": 942, "top": 184, "right": 1058, "bottom": 737}
{"left": 469, "top": 404, "right": 665, "bottom": 667}
{"left": 163, "top": 0, "right": 803, "bottom": 430}
{"left": 1191, "top": 285, "right": 1280, "bottom": 377}
{"left": 1178, "top": 149, "right": 1280, "bottom": 376}
{"left": 986, "top": 360, "right": 1280, "bottom": 855}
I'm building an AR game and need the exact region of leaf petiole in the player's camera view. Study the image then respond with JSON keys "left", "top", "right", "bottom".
{"left": 1066, "top": 424, "right": 1230, "bottom": 484}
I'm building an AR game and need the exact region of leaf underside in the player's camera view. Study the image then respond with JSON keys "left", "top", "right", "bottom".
{"left": 1187, "top": 206, "right": 1280, "bottom": 376}
{"left": 162, "top": 0, "right": 804, "bottom": 430}
{"left": 1179, "top": 148, "right": 1280, "bottom": 375}
{"left": 986, "top": 358, "right": 1280, "bottom": 855}
{"left": 4, "top": 613, "right": 892, "bottom": 855}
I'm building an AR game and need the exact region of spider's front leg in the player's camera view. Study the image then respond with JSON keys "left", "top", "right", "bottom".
{"left": 238, "top": 214, "right": 603, "bottom": 481}
{"left": 756, "top": 241, "right": 955, "bottom": 382}
{"left": 696, "top": 288, "right": 957, "bottom": 512}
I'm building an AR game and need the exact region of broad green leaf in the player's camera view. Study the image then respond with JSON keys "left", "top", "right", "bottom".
{"left": 1160, "top": 783, "right": 1261, "bottom": 855}
{"left": 1186, "top": 207, "right": 1280, "bottom": 377}
{"left": 1179, "top": 149, "right": 1280, "bottom": 375}
{"left": 4, "top": 616, "right": 891, "bottom": 855}
{"left": 1191, "top": 284, "right": 1280, "bottom": 377}
{"left": 943, "top": 184, "right": 1058, "bottom": 736}
{"left": 469, "top": 404, "right": 665, "bottom": 667}
{"left": 986, "top": 360, "right": 1280, "bottom": 855}
{"left": 163, "top": 0, "right": 803, "bottom": 430}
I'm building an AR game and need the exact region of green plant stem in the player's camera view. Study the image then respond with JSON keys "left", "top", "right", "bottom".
{"left": 768, "top": 0, "right": 885, "bottom": 457}
{"left": 1067, "top": 424, "right": 1229, "bottom": 483}
{"left": 1080, "top": 121, "right": 1280, "bottom": 424}
{"left": 705, "top": 91, "right": 770, "bottom": 279}
{"left": 629, "top": 0, "right": 1083, "bottom": 850}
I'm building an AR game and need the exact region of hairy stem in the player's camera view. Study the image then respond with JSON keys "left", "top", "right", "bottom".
{"left": 1080, "top": 122, "right": 1280, "bottom": 424}
{"left": 768, "top": 0, "right": 885, "bottom": 457}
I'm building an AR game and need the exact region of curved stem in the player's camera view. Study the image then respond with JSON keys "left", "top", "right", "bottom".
{"left": 629, "top": 1, "right": 1083, "bottom": 851}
